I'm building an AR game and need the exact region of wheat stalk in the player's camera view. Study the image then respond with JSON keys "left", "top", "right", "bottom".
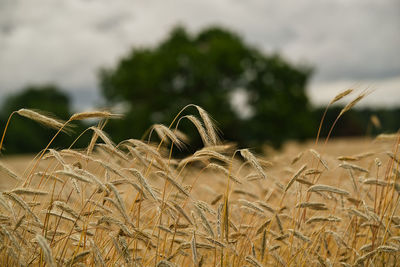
{"left": 240, "top": 149, "right": 267, "bottom": 179}
{"left": 285, "top": 164, "right": 307, "bottom": 192}
{"left": 70, "top": 110, "right": 120, "bottom": 121}
{"left": 195, "top": 105, "right": 220, "bottom": 146}
{"left": 0, "top": 161, "right": 22, "bottom": 181}
{"left": 125, "top": 168, "right": 158, "bottom": 201}
{"left": 16, "top": 108, "right": 67, "bottom": 131}
{"left": 308, "top": 184, "right": 350, "bottom": 196}
{"left": 36, "top": 234, "right": 56, "bottom": 267}
{"left": 338, "top": 90, "right": 370, "bottom": 118}
{"left": 10, "top": 188, "right": 48, "bottom": 196}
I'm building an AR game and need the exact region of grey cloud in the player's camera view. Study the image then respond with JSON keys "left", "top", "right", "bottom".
{"left": 95, "top": 13, "right": 131, "bottom": 32}
{"left": 0, "top": 0, "right": 399, "bottom": 110}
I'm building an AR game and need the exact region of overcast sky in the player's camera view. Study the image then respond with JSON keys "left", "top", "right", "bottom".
{"left": 0, "top": 0, "right": 399, "bottom": 111}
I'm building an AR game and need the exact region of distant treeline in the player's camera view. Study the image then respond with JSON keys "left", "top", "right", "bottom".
{"left": 0, "top": 85, "right": 398, "bottom": 155}
{"left": 313, "top": 106, "right": 400, "bottom": 138}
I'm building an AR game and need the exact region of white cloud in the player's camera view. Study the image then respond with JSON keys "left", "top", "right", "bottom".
{"left": 0, "top": 0, "right": 399, "bottom": 110}
{"left": 309, "top": 76, "right": 400, "bottom": 107}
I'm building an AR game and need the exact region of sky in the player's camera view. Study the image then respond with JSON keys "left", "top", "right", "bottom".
{"left": 0, "top": 0, "right": 399, "bottom": 112}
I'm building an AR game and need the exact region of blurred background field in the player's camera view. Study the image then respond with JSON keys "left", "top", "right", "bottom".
{"left": 0, "top": 136, "right": 394, "bottom": 191}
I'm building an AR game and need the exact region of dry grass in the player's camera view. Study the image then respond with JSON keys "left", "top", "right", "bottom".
{"left": 0, "top": 103, "right": 399, "bottom": 266}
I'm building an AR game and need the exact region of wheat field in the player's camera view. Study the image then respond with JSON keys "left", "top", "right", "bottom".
{"left": 0, "top": 101, "right": 399, "bottom": 266}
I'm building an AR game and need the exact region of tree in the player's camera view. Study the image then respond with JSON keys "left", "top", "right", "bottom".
{"left": 0, "top": 85, "right": 76, "bottom": 154}
{"left": 100, "top": 26, "right": 315, "bottom": 149}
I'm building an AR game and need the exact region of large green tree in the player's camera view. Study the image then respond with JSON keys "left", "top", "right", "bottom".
{"left": 0, "top": 85, "right": 76, "bottom": 154}
{"left": 100, "top": 26, "right": 315, "bottom": 148}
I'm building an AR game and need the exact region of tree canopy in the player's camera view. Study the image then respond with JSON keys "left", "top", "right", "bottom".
{"left": 100, "top": 26, "right": 315, "bottom": 149}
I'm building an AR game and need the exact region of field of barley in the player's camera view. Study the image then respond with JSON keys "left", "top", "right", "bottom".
{"left": 0, "top": 103, "right": 399, "bottom": 266}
